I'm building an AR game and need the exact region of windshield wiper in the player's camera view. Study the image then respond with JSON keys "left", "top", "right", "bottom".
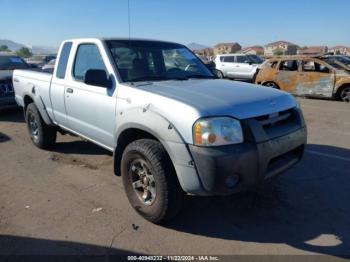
{"left": 128, "top": 76, "right": 171, "bottom": 82}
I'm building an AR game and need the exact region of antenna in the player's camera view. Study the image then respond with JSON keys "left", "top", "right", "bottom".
{"left": 128, "top": 0, "right": 131, "bottom": 40}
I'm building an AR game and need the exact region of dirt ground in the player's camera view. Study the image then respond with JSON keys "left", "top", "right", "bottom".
{"left": 0, "top": 98, "right": 349, "bottom": 258}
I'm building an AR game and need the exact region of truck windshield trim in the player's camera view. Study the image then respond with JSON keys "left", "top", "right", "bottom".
{"left": 105, "top": 40, "right": 214, "bottom": 83}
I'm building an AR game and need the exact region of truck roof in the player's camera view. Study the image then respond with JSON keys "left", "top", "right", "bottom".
{"left": 63, "top": 37, "right": 183, "bottom": 46}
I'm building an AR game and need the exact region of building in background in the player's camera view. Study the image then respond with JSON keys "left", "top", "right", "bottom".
{"left": 329, "top": 46, "right": 350, "bottom": 55}
{"left": 194, "top": 48, "right": 214, "bottom": 57}
{"left": 241, "top": 46, "right": 264, "bottom": 55}
{"left": 213, "top": 42, "right": 241, "bottom": 55}
{"left": 264, "top": 41, "right": 298, "bottom": 56}
{"left": 297, "top": 46, "right": 328, "bottom": 55}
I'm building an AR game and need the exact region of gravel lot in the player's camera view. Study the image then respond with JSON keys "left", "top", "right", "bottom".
{"left": 0, "top": 98, "right": 349, "bottom": 258}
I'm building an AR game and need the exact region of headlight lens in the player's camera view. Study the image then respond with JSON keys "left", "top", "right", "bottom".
{"left": 193, "top": 117, "right": 243, "bottom": 146}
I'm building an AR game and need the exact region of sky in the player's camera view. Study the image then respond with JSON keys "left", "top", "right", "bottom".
{"left": 1, "top": 0, "right": 350, "bottom": 48}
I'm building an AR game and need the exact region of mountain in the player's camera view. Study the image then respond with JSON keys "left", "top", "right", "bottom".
{"left": 31, "top": 46, "right": 58, "bottom": 54}
{"left": 0, "top": 39, "right": 57, "bottom": 54}
{"left": 0, "top": 40, "right": 25, "bottom": 51}
{"left": 186, "top": 42, "right": 210, "bottom": 50}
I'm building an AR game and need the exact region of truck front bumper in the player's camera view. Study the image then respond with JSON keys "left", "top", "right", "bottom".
{"left": 189, "top": 127, "right": 306, "bottom": 195}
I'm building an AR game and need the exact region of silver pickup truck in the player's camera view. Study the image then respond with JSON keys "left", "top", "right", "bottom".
{"left": 13, "top": 38, "right": 307, "bottom": 223}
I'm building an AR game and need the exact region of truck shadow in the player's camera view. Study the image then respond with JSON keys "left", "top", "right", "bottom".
{"left": 0, "top": 132, "right": 11, "bottom": 143}
{"left": 0, "top": 235, "right": 140, "bottom": 260}
{"left": 167, "top": 144, "right": 350, "bottom": 258}
{"left": 53, "top": 140, "right": 112, "bottom": 156}
{"left": 0, "top": 108, "right": 25, "bottom": 123}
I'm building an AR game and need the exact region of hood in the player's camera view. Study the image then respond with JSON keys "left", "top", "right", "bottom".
{"left": 134, "top": 79, "right": 297, "bottom": 119}
{"left": 0, "top": 70, "right": 13, "bottom": 81}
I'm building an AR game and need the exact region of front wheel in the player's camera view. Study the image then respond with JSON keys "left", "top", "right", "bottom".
{"left": 121, "top": 139, "right": 184, "bottom": 224}
{"left": 26, "top": 103, "right": 57, "bottom": 149}
{"left": 339, "top": 86, "right": 350, "bottom": 102}
{"left": 263, "top": 82, "right": 280, "bottom": 89}
{"left": 216, "top": 70, "right": 224, "bottom": 79}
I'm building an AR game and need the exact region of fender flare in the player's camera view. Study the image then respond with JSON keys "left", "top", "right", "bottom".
{"left": 23, "top": 91, "right": 54, "bottom": 126}
{"left": 114, "top": 106, "right": 204, "bottom": 194}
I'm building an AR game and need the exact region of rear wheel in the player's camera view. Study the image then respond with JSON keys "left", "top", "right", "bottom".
{"left": 121, "top": 139, "right": 184, "bottom": 224}
{"left": 339, "top": 86, "right": 350, "bottom": 102}
{"left": 263, "top": 82, "right": 280, "bottom": 89}
{"left": 26, "top": 103, "right": 57, "bottom": 149}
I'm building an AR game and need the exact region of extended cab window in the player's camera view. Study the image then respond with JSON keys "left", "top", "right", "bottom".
{"left": 73, "top": 44, "right": 107, "bottom": 81}
{"left": 56, "top": 42, "right": 72, "bottom": 79}
{"left": 279, "top": 60, "right": 299, "bottom": 71}
{"left": 302, "top": 60, "right": 330, "bottom": 73}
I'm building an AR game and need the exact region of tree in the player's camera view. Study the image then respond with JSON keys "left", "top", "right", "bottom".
{"left": 15, "top": 47, "right": 32, "bottom": 58}
{"left": 0, "top": 45, "right": 11, "bottom": 52}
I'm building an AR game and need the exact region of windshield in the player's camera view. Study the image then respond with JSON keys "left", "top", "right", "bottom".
{"left": 0, "top": 56, "right": 29, "bottom": 70}
{"left": 321, "top": 57, "right": 348, "bottom": 70}
{"left": 335, "top": 56, "right": 350, "bottom": 65}
{"left": 106, "top": 40, "right": 214, "bottom": 82}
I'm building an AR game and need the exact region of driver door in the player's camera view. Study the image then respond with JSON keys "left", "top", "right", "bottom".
{"left": 64, "top": 43, "right": 116, "bottom": 149}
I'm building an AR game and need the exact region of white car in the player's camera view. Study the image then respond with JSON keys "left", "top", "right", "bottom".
{"left": 214, "top": 54, "right": 263, "bottom": 81}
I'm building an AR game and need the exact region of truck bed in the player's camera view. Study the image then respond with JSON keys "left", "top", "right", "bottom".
{"left": 13, "top": 69, "right": 53, "bottom": 110}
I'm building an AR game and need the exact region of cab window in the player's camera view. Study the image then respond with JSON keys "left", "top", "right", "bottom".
{"left": 223, "top": 56, "right": 235, "bottom": 63}
{"left": 73, "top": 44, "right": 107, "bottom": 81}
{"left": 236, "top": 56, "right": 248, "bottom": 63}
{"left": 302, "top": 60, "right": 330, "bottom": 73}
{"left": 279, "top": 60, "right": 299, "bottom": 71}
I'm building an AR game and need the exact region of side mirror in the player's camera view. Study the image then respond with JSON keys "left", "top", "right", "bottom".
{"left": 205, "top": 62, "right": 219, "bottom": 78}
{"left": 84, "top": 69, "right": 112, "bottom": 88}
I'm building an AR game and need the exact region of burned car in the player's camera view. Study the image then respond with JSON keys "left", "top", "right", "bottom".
{"left": 255, "top": 56, "right": 350, "bottom": 102}
{"left": 0, "top": 54, "right": 30, "bottom": 109}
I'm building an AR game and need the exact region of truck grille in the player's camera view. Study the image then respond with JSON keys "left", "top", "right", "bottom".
{"left": 0, "top": 82, "right": 14, "bottom": 97}
{"left": 243, "top": 107, "right": 302, "bottom": 142}
{"left": 255, "top": 108, "right": 294, "bottom": 127}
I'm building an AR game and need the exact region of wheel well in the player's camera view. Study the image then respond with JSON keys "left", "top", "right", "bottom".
{"left": 335, "top": 84, "right": 350, "bottom": 99}
{"left": 23, "top": 95, "right": 34, "bottom": 115}
{"left": 114, "top": 128, "right": 159, "bottom": 176}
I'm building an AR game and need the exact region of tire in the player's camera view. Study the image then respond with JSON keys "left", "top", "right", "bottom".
{"left": 339, "top": 86, "right": 350, "bottom": 102}
{"left": 216, "top": 70, "right": 224, "bottom": 79}
{"left": 263, "top": 81, "right": 280, "bottom": 89}
{"left": 121, "top": 139, "right": 184, "bottom": 224}
{"left": 26, "top": 103, "right": 57, "bottom": 149}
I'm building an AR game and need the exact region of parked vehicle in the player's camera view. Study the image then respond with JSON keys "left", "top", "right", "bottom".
{"left": 0, "top": 54, "right": 30, "bottom": 109}
{"left": 13, "top": 38, "right": 307, "bottom": 223}
{"left": 255, "top": 56, "right": 350, "bottom": 102}
{"left": 26, "top": 55, "right": 56, "bottom": 68}
{"left": 41, "top": 59, "right": 56, "bottom": 73}
{"left": 214, "top": 54, "right": 263, "bottom": 80}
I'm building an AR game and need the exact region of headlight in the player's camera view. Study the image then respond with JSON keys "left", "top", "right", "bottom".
{"left": 193, "top": 117, "right": 243, "bottom": 146}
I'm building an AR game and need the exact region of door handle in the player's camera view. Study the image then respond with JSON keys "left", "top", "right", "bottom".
{"left": 66, "top": 88, "right": 74, "bottom": 94}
